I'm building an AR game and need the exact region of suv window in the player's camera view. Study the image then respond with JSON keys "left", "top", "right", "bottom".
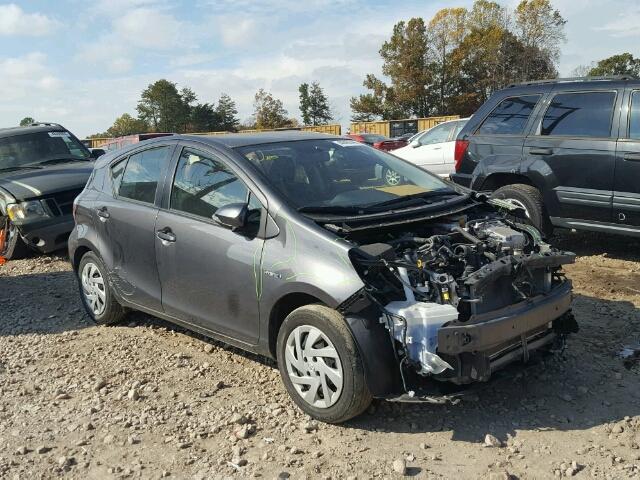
{"left": 170, "top": 148, "right": 250, "bottom": 219}
{"left": 629, "top": 91, "right": 640, "bottom": 140}
{"left": 419, "top": 122, "right": 454, "bottom": 145}
{"left": 478, "top": 95, "right": 541, "bottom": 135}
{"left": 117, "top": 146, "right": 171, "bottom": 204}
{"left": 541, "top": 91, "right": 616, "bottom": 138}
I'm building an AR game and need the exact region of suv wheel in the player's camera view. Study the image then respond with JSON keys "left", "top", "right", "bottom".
{"left": 492, "top": 184, "right": 553, "bottom": 237}
{"left": 276, "top": 305, "right": 371, "bottom": 423}
{"left": 78, "top": 251, "right": 126, "bottom": 325}
{"left": 0, "top": 218, "right": 30, "bottom": 260}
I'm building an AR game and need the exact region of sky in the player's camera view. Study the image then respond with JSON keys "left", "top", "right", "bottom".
{"left": 0, "top": 0, "right": 638, "bottom": 138}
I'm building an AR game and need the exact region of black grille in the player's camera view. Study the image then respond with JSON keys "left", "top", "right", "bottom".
{"left": 43, "top": 188, "right": 84, "bottom": 216}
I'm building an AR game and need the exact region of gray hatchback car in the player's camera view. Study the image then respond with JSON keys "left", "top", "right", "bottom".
{"left": 69, "top": 132, "right": 577, "bottom": 423}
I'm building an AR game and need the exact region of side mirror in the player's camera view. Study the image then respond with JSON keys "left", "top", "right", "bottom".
{"left": 214, "top": 203, "right": 248, "bottom": 230}
{"left": 90, "top": 149, "right": 106, "bottom": 159}
{"left": 410, "top": 140, "right": 420, "bottom": 148}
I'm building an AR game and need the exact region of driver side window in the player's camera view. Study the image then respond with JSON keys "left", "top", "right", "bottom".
{"left": 419, "top": 123, "right": 454, "bottom": 146}
{"left": 170, "top": 148, "right": 250, "bottom": 220}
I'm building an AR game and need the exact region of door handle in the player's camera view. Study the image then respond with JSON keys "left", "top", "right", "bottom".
{"left": 529, "top": 148, "right": 553, "bottom": 156}
{"left": 156, "top": 228, "right": 176, "bottom": 243}
{"left": 624, "top": 152, "right": 640, "bottom": 162}
{"left": 96, "top": 206, "right": 110, "bottom": 221}
{"left": 432, "top": 146, "right": 442, "bottom": 150}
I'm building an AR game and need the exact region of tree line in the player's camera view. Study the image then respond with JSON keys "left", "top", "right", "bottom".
{"left": 350, "top": 0, "right": 567, "bottom": 121}
{"left": 84, "top": 79, "right": 334, "bottom": 138}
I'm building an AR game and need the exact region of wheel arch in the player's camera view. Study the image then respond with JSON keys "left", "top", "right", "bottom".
{"left": 267, "top": 292, "right": 327, "bottom": 358}
{"left": 478, "top": 172, "right": 537, "bottom": 192}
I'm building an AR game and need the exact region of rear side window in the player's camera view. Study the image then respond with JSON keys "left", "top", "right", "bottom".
{"left": 477, "top": 95, "right": 541, "bottom": 135}
{"left": 117, "top": 146, "right": 171, "bottom": 204}
{"left": 170, "top": 148, "right": 249, "bottom": 219}
{"left": 629, "top": 91, "right": 640, "bottom": 140}
{"left": 419, "top": 122, "right": 454, "bottom": 145}
{"left": 541, "top": 91, "right": 616, "bottom": 138}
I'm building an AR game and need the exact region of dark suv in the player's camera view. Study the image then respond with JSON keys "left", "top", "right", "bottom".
{"left": 451, "top": 76, "right": 640, "bottom": 237}
{"left": 0, "top": 123, "right": 96, "bottom": 259}
{"left": 69, "top": 132, "right": 576, "bottom": 423}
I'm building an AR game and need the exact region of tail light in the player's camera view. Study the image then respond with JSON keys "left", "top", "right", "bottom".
{"left": 454, "top": 140, "right": 469, "bottom": 172}
{"left": 373, "top": 142, "right": 383, "bottom": 150}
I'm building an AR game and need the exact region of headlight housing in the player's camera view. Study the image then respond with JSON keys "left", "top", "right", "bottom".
{"left": 6, "top": 200, "right": 50, "bottom": 223}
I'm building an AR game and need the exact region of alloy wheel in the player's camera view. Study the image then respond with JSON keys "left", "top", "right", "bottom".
{"left": 284, "top": 325, "right": 343, "bottom": 409}
{"left": 502, "top": 197, "right": 531, "bottom": 219}
{"left": 81, "top": 262, "right": 107, "bottom": 316}
{"left": 384, "top": 169, "right": 401, "bottom": 186}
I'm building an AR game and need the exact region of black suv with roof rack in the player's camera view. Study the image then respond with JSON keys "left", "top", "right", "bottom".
{"left": 0, "top": 123, "right": 99, "bottom": 259}
{"left": 451, "top": 75, "right": 640, "bottom": 237}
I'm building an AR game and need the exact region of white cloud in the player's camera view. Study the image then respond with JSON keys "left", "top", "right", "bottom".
{"left": 596, "top": 9, "right": 640, "bottom": 38}
{"left": 0, "top": 4, "right": 58, "bottom": 36}
{"left": 218, "top": 17, "right": 257, "bottom": 47}
{"left": 0, "top": 53, "right": 60, "bottom": 101}
{"left": 113, "top": 8, "right": 182, "bottom": 49}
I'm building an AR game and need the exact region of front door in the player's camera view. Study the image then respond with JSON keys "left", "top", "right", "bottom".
{"left": 96, "top": 144, "right": 174, "bottom": 311}
{"left": 155, "top": 146, "right": 264, "bottom": 344}
{"left": 523, "top": 89, "right": 621, "bottom": 223}
{"left": 613, "top": 89, "right": 640, "bottom": 228}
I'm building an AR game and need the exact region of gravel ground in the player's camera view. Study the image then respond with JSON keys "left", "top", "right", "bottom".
{"left": 1, "top": 231, "right": 639, "bottom": 480}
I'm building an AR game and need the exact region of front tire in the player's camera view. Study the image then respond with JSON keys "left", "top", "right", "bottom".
{"left": 492, "top": 184, "right": 553, "bottom": 237}
{"left": 77, "top": 251, "right": 126, "bottom": 325}
{"left": 276, "top": 305, "right": 371, "bottom": 423}
{"left": 0, "top": 218, "right": 30, "bottom": 260}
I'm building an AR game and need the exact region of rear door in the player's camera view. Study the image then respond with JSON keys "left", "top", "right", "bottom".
{"left": 96, "top": 143, "right": 175, "bottom": 311}
{"left": 523, "top": 89, "right": 622, "bottom": 223}
{"left": 400, "top": 122, "right": 454, "bottom": 175}
{"left": 613, "top": 88, "right": 640, "bottom": 227}
{"left": 154, "top": 144, "right": 265, "bottom": 344}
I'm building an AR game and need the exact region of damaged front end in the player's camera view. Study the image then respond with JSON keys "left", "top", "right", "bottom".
{"left": 338, "top": 208, "right": 577, "bottom": 400}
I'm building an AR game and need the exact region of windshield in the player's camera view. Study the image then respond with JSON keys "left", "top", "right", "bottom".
{"left": 236, "top": 139, "right": 456, "bottom": 211}
{"left": 0, "top": 131, "right": 91, "bottom": 169}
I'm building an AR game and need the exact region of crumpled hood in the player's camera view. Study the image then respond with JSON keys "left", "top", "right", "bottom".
{"left": 0, "top": 162, "right": 94, "bottom": 201}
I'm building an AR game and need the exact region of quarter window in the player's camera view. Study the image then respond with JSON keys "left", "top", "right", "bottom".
{"left": 629, "top": 91, "right": 640, "bottom": 140}
{"left": 170, "top": 148, "right": 250, "bottom": 219}
{"left": 541, "top": 91, "right": 616, "bottom": 138}
{"left": 117, "top": 146, "right": 171, "bottom": 204}
{"left": 478, "top": 95, "right": 541, "bottom": 135}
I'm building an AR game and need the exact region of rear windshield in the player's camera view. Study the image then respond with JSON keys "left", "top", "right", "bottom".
{"left": 360, "top": 134, "right": 386, "bottom": 144}
{"left": 0, "top": 131, "right": 90, "bottom": 168}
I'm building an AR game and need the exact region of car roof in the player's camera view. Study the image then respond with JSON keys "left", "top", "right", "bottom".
{"left": 501, "top": 77, "right": 640, "bottom": 95}
{"left": 0, "top": 124, "right": 66, "bottom": 139}
{"left": 178, "top": 131, "right": 341, "bottom": 148}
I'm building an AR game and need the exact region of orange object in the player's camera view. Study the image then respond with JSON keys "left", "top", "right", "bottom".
{"left": 0, "top": 257, "right": 6, "bottom": 266}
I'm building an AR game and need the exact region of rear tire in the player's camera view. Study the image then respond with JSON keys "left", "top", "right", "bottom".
{"left": 491, "top": 184, "right": 553, "bottom": 237}
{"left": 276, "top": 305, "right": 371, "bottom": 423}
{"left": 77, "top": 251, "right": 126, "bottom": 325}
{"left": 0, "top": 218, "right": 30, "bottom": 260}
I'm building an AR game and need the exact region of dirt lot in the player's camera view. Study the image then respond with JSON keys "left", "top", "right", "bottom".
{"left": 1, "top": 231, "right": 639, "bottom": 480}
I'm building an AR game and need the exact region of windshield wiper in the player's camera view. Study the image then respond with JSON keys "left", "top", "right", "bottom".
{"left": 0, "top": 165, "right": 44, "bottom": 173}
{"left": 365, "top": 189, "right": 458, "bottom": 209}
{"left": 298, "top": 205, "right": 367, "bottom": 214}
{"left": 28, "top": 156, "right": 89, "bottom": 166}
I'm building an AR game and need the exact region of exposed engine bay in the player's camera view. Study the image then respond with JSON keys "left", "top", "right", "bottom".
{"left": 340, "top": 206, "right": 578, "bottom": 396}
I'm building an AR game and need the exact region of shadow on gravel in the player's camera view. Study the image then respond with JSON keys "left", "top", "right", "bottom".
{"left": 346, "top": 292, "right": 640, "bottom": 444}
{"left": 552, "top": 230, "right": 640, "bottom": 261}
{"left": 0, "top": 270, "right": 91, "bottom": 336}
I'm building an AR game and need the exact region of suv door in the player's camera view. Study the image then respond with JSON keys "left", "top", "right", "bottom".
{"left": 97, "top": 143, "right": 175, "bottom": 311}
{"left": 154, "top": 144, "right": 265, "bottom": 344}
{"left": 613, "top": 88, "right": 640, "bottom": 228}
{"left": 523, "top": 89, "right": 622, "bottom": 223}
{"left": 399, "top": 122, "right": 455, "bottom": 175}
